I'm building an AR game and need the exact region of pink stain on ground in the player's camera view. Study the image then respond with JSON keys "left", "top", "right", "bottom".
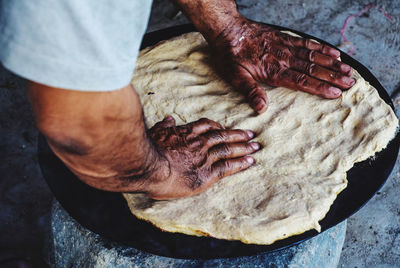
{"left": 339, "top": 4, "right": 393, "bottom": 55}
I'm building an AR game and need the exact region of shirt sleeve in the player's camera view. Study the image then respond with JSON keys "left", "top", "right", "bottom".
{"left": 0, "top": 0, "right": 152, "bottom": 91}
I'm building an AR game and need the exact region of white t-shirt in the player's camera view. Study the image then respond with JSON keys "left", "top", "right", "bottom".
{"left": 0, "top": 0, "right": 152, "bottom": 91}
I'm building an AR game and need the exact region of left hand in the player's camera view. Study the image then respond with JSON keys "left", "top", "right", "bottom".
{"left": 210, "top": 18, "right": 355, "bottom": 114}
{"left": 145, "top": 116, "right": 259, "bottom": 199}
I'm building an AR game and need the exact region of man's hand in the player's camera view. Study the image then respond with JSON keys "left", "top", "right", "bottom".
{"left": 144, "top": 116, "right": 260, "bottom": 200}
{"left": 172, "top": 0, "right": 355, "bottom": 114}
{"left": 211, "top": 18, "right": 355, "bottom": 114}
{"left": 28, "top": 82, "right": 259, "bottom": 199}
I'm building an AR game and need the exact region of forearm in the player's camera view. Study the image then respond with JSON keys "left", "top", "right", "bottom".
{"left": 172, "top": 0, "right": 243, "bottom": 43}
{"left": 27, "top": 83, "right": 163, "bottom": 192}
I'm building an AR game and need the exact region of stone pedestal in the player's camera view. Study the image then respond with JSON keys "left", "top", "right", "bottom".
{"left": 49, "top": 200, "right": 346, "bottom": 268}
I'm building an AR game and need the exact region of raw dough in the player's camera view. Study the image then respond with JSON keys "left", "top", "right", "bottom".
{"left": 123, "top": 32, "right": 398, "bottom": 245}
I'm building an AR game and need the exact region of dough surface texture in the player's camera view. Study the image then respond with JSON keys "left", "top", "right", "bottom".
{"left": 123, "top": 32, "right": 398, "bottom": 245}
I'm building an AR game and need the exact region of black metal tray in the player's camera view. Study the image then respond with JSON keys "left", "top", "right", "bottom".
{"left": 38, "top": 24, "right": 400, "bottom": 259}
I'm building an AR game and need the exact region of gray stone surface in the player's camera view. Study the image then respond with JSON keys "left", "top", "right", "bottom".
{"left": 1, "top": 0, "right": 400, "bottom": 267}
{"left": 50, "top": 200, "right": 346, "bottom": 268}
{"left": 0, "top": 67, "right": 53, "bottom": 266}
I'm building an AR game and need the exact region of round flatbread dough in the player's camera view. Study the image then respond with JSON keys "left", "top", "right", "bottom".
{"left": 123, "top": 32, "right": 398, "bottom": 245}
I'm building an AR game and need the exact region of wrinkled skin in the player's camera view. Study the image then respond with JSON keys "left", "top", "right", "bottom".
{"left": 146, "top": 116, "right": 260, "bottom": 199}
{"left": 211, "top": 18, "right": 355, "bottom": 114}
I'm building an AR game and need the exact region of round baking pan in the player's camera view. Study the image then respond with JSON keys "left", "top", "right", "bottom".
{"left": 38, "top": 24, "right": 400, "bottom": 259}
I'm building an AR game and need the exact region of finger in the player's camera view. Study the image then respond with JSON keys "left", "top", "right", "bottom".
{"left": 178, "top": 118, "right": 223, "bottom": 136}
{"left": 294, "top": 48, "right": 352, "bottom": 75}
{"left": 289, "top": 58, "right": 355, "bottom": 89}
{"left": 160, "top": 115, "right": 176, "bottom": 128}
{"left": 230, "top": 66, "right": 268, "bottom": 114}
{"left": 151, "top": 115, "right": 176, "bottom": 130}
{"left": 191, "top": 118, "right": 224, "bottom": 134}
{"left": 211, "top": 156, "right": 255, "bottom": 180}
{"left": 277, "top": 69, "right": 342, "bottom": 98}
{"left": 207, "top": 142, "right": 260, "bottom": 163}
{"left": 202, "top": 129, "right": 255, "bottom": 148}
{"left": 277, "top": 32, "right": 340, "bottom": 58}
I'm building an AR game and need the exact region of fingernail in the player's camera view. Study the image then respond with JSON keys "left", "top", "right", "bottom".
{"left": 246, "top": 130, "right": 255, "bottom": 138}
{"left": 251, "top": 142, "right": 260, "bottom": 150}
{"left": 330, "top": 87, "right": 342, "bottom": 96}
{"left": 343, "top": 77, "right": 355, "bottom": 86}
{"left": 347, "top": 68, "right": 353, "bottom": 76}
{"left": 252, "top": 97, "right": 265, "bottom": 111}
{"left": 341, "top": 64, "right": 351, "bottom": 73}
{"left": 332, "top": 50, "right": 340, "bottom": 58}
{"left": 245, "top": 156, "right": 255, "bottom": 164}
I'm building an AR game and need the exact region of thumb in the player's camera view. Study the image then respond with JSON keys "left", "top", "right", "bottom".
{"left": 151, "top": 115, "right": 176, "bottom": 130}
{"left": 231, "top": 67, "right": 268, "bottom": 114}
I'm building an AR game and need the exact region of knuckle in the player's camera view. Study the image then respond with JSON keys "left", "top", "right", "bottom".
{"left": 239, "top": 158, "right": 249, "bottom": 168}
{"left": 305, "top": 39, "right": 318, "bottom": 49}
{"left": 307, "top": 63, "right": 316, "bottom": 75}
{"left": 217, "top": 167, "right": 226, "bottom": 179}
{"left": 211, "top": 120, "right": 223, "bottom": 129}
{"left": 218, "top": 143, "right": 231, "bottom": 156}
{"left": 294, "top": 59, "right": 307, "bottom": 72}
{"left": 262, "top": 38, "right": 271, "bottom": 51}
{"left": 275, "top": 48, "right": 286, "bottom": 59}
{"left": 333, "top": 60, "right": 342, "bottom": 69}
{"left": 287, "top": 47, "right": 297, "bottom": 58}
{"left": 207, "top": 130, "right": 226, "bottom": 142}
{"left": 283, "top": 49, "right": 292, "bottom": 62}
{"left": 246, "top": 143, "right": 255, "bottom": 152}
{"left": 322, "top": 45, "right": 331, "bottom": 54}
{"left": 279, "top": 33, "right": 290, "bottom": 42}
{"left": 266, "top": 60, "right": 281, "bottom": 76}
{"left": 223, "top": 160, "right": 232, "bottom": 171}
{"left": 248, "top": 86, "right": 263, "bottom": 98}
{"left": 289, "top": 36, "right": 299, "bottom": 45}
{"left": 272, "top": 31, "right": 282, "bottom": 40}
{"left": 189, "top": 137, "right": 203, "bottom": 148}
{"left": 178, "top": 126, "right": 190, "bottom": 134}
{"left": 308, "top": 50, "right": 315, "bottom": 61}
{"left": 185, "top": 171, "right": 203, "bottom": 190}
{"left": 296, "top": 48, "right": 308, "bottom": 59}
{"left": 151, "top": 128, "right": 168, "bottom": 141}
{"left": 316, "top": 81, "right": 327, "bottom": 92}
{"left": 295, "top": 73, "right": 308, "bottom": 87}
{"left": 278, "top": 68, "right": 290, "bottom": 78}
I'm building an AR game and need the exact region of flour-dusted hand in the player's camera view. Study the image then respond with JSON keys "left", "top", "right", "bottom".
{"left": 211, "top": 18, "right": 355, "bottom": 114}
{"left": 145, "top": 116, "right": 260, "bottom": 200}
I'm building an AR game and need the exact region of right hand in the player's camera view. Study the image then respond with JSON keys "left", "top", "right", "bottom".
{"left": 146, "top": 116, "right": 260, "bottom": 200}
{"left": 210, "top": 18, "right": 355, "bottom": 114}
